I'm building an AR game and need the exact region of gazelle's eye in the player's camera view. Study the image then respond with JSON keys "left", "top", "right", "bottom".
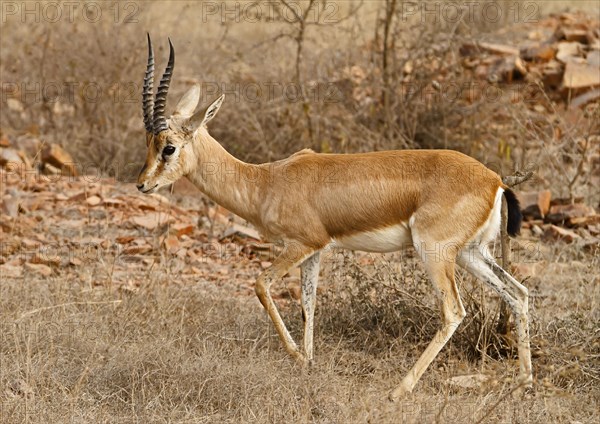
{"left": 162, "top": 145, "right": 176, "bottom": 158}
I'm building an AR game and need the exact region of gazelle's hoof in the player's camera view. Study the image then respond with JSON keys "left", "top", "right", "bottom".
{"left": 388, "top": 385, "right": 411, "bottom": 402}
{"left": 519, "top": 373, "right": 533, "bottom": 388}
{"left": 291, "top": 351, "right": 308, "bottom": 367}
{"left": 512, "top": 374, "right": 534, "bottom": 398}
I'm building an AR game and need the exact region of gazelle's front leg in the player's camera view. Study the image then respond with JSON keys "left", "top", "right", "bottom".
{"left": 255, "top": 243, "right": 316, "bottom": 364}
{"left": 301, "top": 252, "right": 321, "bottom": 363}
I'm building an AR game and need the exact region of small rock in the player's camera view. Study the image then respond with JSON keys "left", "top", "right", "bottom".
{"left": 25, "top": 263, "right": 53, "bottom": 277}
{"left": 558, "top": 28, "right": 589, "bottom": 43}
{"left": 556, "top": 42, "right": 584, "bottom": 64}
{"left": 446, "top": 374, "right": 490, "bottom": 389}
{"left": 587, "top": 50, "right": 600, "bottom": 67}
{"left": 85, "top": 195, "right": 102, "bottom": 206}
{"left": 7, "top": 98, "right": 24, "bottom": 112}
{"left": 42, "top": 143, "right": 78, "bottom": 176}
{"left": 542, "top": 60, "right": 564, "bottom": 88}
{"left": 563, "top": 61, "right": 600, "bottom": 89}
{"left": 0, "top": 264, "right": 22, "bottom": 278}
{"left": 543, "top": 225, "right": 581, "bottom": 243}
{"left": 517, "top": 190, "right": 552, "bottom": 219}
{"left": 546, "top": 203, "right": 596, "bottom": 224}
{"left": 0, "top": 147, "right": 24, "bottom": 167}
{"left": 1, "top": 195, "right": 20, "bottom": 217}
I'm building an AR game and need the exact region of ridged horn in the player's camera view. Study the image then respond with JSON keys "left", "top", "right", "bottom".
{"left": 153, "top": 38, "right": 175, "bottom": 134}
{"left": 142, "top": 33, "right": 155, "bottom": 134}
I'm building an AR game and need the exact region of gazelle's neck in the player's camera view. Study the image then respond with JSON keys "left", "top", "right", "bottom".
{"left": 185, "top": 128, "right": 263, "bottom": 223}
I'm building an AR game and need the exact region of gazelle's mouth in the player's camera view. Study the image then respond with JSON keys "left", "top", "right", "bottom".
{"left": 141, "top": 184, "right": 158, "bottom": 194}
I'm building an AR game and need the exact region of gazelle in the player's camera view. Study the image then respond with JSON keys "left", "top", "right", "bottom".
{"left": 137, "top": 35, "right": 533, "bottom": 400}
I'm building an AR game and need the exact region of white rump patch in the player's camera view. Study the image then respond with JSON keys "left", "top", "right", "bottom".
{"left": 332, "top": 223, "right": 413, "bottom": 253}
{"left": 466, "top": 187, "right": 504, "bottom": 256}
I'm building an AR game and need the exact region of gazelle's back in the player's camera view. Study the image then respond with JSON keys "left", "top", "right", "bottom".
{"left": 266, "top": 149, "right": 502, "bottom": 245}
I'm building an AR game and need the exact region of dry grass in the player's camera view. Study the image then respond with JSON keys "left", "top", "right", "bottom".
{"left": 1, "top": 240, "right": 598, "bottom": 423}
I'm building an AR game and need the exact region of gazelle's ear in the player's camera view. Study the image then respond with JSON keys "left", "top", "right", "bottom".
{"left": 173, "top": 84, "right": 201, "bottom": 118}
{"left": 186, "top": 94, "right": 225, "bottom": 132}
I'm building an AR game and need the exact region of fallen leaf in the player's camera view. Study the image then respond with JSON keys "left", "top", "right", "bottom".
{"left": 116, "top": 236, "right": 135, "bottom": 244}
{"left": 220, "top": 223, "right": 260, "bottom": 241}
{"left": 170, "top": 223, "right": 195, "bottom": 237}
{"left": 130, "top": 213, "right": 174, "bottom": 231}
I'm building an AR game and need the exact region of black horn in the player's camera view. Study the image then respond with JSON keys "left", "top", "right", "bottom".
{"left": 153, "top": 38, "right": 175, "bottom": 134}
{"left": 142, "top": 33, "right": 155, "bottom": 134}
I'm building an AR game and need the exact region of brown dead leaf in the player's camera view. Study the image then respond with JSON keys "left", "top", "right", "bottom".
{"left": 170, "top": 223, "right": 195, "bottom": 237}
{"left": 68, "top": 191, "right": 87, "bottom": 202}
{"left": 130, "top": 213, "right": 174, "bottom": 231}
{"left": 122, "top": 245, "right": 153, "bottom": 255}
{"left": 25, "top": 263, "right": 52, "bottom": 277}
{"left": 220, "top": 223, "right": 260, "bottom": 241}
{"left": 103, "top": 198, "right": 126, "bottom": 207}
{"left": 163, "top": 235, "right": 180, "bottom": 253}
{"left": 116, "top": 236, "right": 135, "bottom": 244}
{"left": 30, "top": 252, "right": 61, "bottom": 267}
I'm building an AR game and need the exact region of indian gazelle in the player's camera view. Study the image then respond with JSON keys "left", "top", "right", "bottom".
{"left": 137, "top": 36, "right": 532, "bottom": 399}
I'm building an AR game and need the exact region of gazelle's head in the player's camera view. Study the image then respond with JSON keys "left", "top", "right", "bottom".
{"left": 136, "top": 34, "right": 224, "bottom": 194}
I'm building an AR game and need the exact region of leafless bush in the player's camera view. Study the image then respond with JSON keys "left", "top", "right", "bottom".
{"left": 1, "top": 1, "right": 542, "bottom": 172}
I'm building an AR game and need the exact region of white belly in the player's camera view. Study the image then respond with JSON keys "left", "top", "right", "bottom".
{"left": 331, "top": 223, "right": 413, "bottom": 253}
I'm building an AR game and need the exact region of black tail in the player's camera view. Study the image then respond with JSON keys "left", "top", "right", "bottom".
{"left": 504, "top": 188, "right": 522, "bottom": 237}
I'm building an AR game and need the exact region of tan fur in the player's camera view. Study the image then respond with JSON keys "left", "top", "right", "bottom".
{"left": 140, "top": 130, "right": 503, "bottom": 248}
{"left": 137, "top": 87, "right": 531, "bottom": 400}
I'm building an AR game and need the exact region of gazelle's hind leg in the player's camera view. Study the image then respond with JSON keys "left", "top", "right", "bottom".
{"left": 389, "top": 237, "right": 466, "bottom": 400}
{"left": 457, "top": 248, "right": 533, "bottom": 386}
{"left": 300, "top": 252, "right": 320, "bottom": 363}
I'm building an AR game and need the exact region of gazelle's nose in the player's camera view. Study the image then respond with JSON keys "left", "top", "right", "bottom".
{"left": 136, "top": 184, "right": 145, "bottom": 192}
